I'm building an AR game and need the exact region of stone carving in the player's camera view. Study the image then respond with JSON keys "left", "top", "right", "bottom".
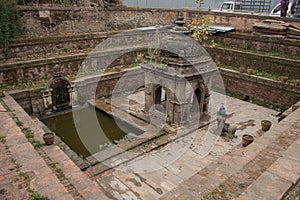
{"left": 42, "top": 65, "right": 75, "bottom": 112}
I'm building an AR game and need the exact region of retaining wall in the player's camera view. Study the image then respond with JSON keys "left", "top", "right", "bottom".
{"left": 206, "top": 47, "right": 300, "bottom": 79}
{"left": 9, "top": 67, "right": 145, "bottom": 114}
{"left": 211, "top": 32, "right": 300, "bottom": 56}
{"left": 2, "top": 45, "right": 299, "bottom": 85}
{"left": 220, "top": 68, "right": 300, "bottom": 108}
{"left": 18, "top": 6, "right": 300, "bottom": 36}
{"left": 10, "top": 67, "right": 300, "bottom": 115}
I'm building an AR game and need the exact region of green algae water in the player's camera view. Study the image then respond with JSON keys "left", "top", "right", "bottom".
{"left": 42, "top": 106, "right": 143, "bottom": 158}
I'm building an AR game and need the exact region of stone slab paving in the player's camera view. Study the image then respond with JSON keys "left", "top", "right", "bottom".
{"left": 161, "top": 104, "right": 300, "bottom": 200}
{"left": 1, "top": 94, "right": 109, "bottom": 200}
{"left": 94, "top": 92, "right": 283, "bottom": 199}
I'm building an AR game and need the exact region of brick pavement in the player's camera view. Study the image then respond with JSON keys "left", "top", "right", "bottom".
{"left": 0, "top": 137, "right": 30, "bottom": 200}
{"left": 0, "top": 94, "right": 109, "bottom": 200}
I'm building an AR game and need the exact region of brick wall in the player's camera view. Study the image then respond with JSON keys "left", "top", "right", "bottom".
{"left": 211, "top": 32, "right": 300, "bottom": 56}
{"left": 10, "top": 67, "right": 300, "bottom": 115}
{"left": 1, "top": 31, "right": 119, "bottom": 60}
{"left": 9, "top": 67, "right": 145, "bottom": 114}
{"left": 9, "top": 88, "right": 44, "bottom": 114}
{"left": 207, "top": 47, "right": 300, "bottom": 79}
{"left": 0, "top": 50, "right": 143, "bottom": 84}
{"left": 18, "top": 6, "right": 300, "bottom": 36}
{"left": 219, "top": 68, "right": 300, "bottom": 108}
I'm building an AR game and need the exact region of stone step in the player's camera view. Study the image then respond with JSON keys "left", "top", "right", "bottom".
{"left": 237, "top": 138, "right": 300, "bottom": 200}
{"left": 1, "top": 93, "right": 109, "bottom": 200}
{"left": 160, "top": 106, "right": 300, "bottom": 199}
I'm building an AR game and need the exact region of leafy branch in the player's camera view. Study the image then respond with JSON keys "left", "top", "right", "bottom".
{"left": 187, "top": 15, "right": 215, "bottom": 47}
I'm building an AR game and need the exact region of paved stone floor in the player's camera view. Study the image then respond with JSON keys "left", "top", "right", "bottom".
{"left": 1, "top": 91, "right": 299, "bottom": 200}
{"left": 94, "top": 91, "right": 286, "bottom": 199}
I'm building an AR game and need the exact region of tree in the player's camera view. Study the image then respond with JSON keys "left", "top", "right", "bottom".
{"left": 187, "top": 15, "right": 215, "bottom": 47}
{"left": 0, "top": 0, "right": 22, "bottom": 57}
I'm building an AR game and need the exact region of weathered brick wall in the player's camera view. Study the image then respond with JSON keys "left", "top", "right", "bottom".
{"left": 207, "top": 47, "right": 300, "bottom": 79}
{"left": 19, "top": 6, "right": 177, "bottom": 35}
{"left": 10, "top": 67, "right": 300, "bottom": 115}
{"left": 4, "top": 30, "right": 300, "bottom": 61}
{"left": 9, "top": 67, "right": 145, "bottom": 114}
{"left": 9, "top": 88, "right": 44, "bottom": 114}
{"left": 219, "top": 68, "right": 300, "bottom": 108}
{"left": 211, "top": 32, "right": 300, "bottom": 56}
{"left": 0, "top": 50, "right": 143, "bottom": 84}
{"left": 1, "top": 44, "right": 299, "bottom": 85}
{"left": 0, "top": 54, "right": 84, "bottom": 84}
{"left": 0, "top": 31, "right": 119, "bottom": 60}
{"left": 18, "top": 6, "right": 300, "bottom": 36}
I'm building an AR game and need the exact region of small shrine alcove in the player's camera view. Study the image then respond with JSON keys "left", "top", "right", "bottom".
{"left": 42, "top": 65, "right": 75, "bottom": 112}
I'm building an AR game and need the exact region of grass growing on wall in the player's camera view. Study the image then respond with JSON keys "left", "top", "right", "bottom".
{"left": 216, "top": 43, "right": 300, "bottom": 60}
{"left": 0, "top": 0, "right": 23, "bottom": 58}
{"left": 219, "top": 64, "right": 298, "bottom": 83}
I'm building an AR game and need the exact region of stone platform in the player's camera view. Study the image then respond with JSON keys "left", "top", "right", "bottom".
{"left": 0, "top": 91, "right": 299, "bottom": 199}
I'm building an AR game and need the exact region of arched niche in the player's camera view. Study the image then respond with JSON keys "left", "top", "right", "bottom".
{"left": 42, "top": 66, "right": 75, "bottom": 113}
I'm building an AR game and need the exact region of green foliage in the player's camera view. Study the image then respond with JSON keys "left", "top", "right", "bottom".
{"left": 24, "top": 127, "right": 34, "bottom": 138}
{"left": 31, "top": 192, "right": 42, "bottom": 200}
{"left": 20, "top": 172, "right": 30, "bottom": 186}
{"left": 0, "top": 135, "right": 6, "bottom": 143}
{"left": 0, "top": 0, "right": 22, "bottom": 57}
{"left": 12, "top": 116, "right": 23, "bottom": 126}
{"left": 56, "top": 168, "right": 63, "bottom": 174}
{"left": 187, "top": 16, "right": 215, "bottom": 47}
{"left": 31, "top": 191, "right": 49, "bottom": 200}
{"left": 33, "top": 140, "right": 43, "bottom": 148}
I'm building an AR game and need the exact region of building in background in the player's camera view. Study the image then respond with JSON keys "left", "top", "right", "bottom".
{"left": 123, "top": 0, "right": 280, "bottom": 13}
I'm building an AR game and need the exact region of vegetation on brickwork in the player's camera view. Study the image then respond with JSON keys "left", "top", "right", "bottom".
{"left": 0, "top": 135, "right": 6, "bottom": 143}
{"left": 216, "top": 43, "right": 300, "bottom": 60}
{"left": 187, "top": 16, "right": 215, "bottom": 47}
{"left": 19, "top": 172, "right": 31, "bottom": 186}
{"left": 220, "top": 64, "right": 298, "bottom": 83}
{"left": 31, "top": 191, "right": 49, "bottom": 200}
{"left": 225, "top": 90, "right": 287, "bottom": 111}
{"left": 5, "top": 103, "right": 43, "bottom": 149}
{"left": 0, "top": 0, "right": 22, "bottom": 57}
{"left": 33, "top": 140, "right": 43, "bottom": 148}
{"left": 12, "top": 115, "right": 23, "bottom": 126}
{"left": 24, "top": 127, "right": 34, "bottom": 138}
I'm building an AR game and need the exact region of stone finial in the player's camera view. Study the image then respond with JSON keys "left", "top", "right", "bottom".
{"left": 53, "top": 64, "right": 62, "bottom": 77}
{"left": 171, "top": 12, "right": 190, "bottom": 34}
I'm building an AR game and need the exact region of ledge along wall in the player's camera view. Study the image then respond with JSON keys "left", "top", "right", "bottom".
{"left": 206, "top": 46, "right": 300, "bottom": 80}
{"left": 0, "top": 50, "right": 143, "bottom": 85}
{"left": 2, "top": 30, "right": 300, "bottom": 84}
{"left": 211, "top": 32, "right": 300, "bottom": 56}
{"left": 0, "top": 31, "right": 120, "bottom": 60}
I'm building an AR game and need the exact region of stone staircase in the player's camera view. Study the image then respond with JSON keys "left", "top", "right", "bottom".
{"left": 160, "top": 106, "right": 300, "bottom": 200}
